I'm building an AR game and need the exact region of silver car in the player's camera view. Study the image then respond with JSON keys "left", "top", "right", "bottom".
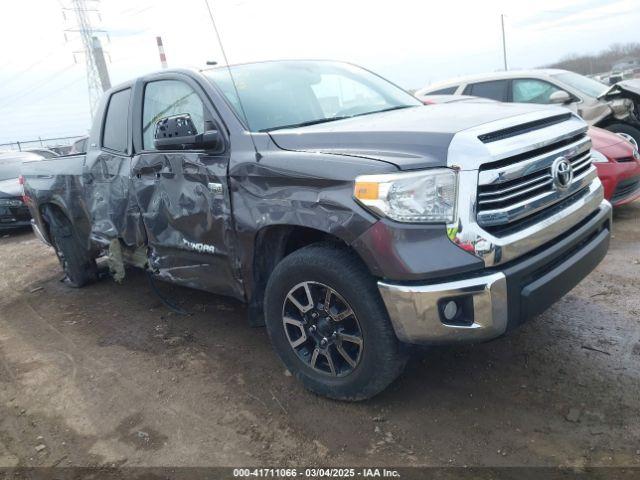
{"left": 416, "top": 69, "right": 640, "bottom": 147}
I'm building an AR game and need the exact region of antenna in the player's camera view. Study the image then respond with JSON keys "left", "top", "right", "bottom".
{"left": 202, "top": 0, "right": 260, "bottom": 159}
{"left": 501, "top": 14, "right": 508, "bottom": 71}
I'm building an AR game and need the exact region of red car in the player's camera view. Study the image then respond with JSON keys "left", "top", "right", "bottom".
{"left": 589, "top": 126, "right": 640, "bottom": 206}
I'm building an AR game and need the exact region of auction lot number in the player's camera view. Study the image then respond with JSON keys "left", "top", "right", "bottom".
{"left": 233, "top": 468, "right": 401, "bottom": 478}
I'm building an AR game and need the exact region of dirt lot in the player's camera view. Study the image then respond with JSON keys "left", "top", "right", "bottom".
{"left": 0, "top": 204, "right": 639, "bottom": 469}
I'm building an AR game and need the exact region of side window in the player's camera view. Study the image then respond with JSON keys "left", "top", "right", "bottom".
{"left": 102, "top": 89, "right": 131, "bottom": 153}
{"left": 513, "top": 79, "right": 564, "bottom": 104}
{"left": 142, "top": 80, "right": 205, "bottom": 150}
{"left": 464, "top": 80, "right": 509, "bottom": 102}
{"left": 428, "top": 86, "right": 458, "bottom": 95}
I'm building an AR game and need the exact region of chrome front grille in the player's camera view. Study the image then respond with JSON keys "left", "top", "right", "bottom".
{"left": 476, "top": 131, "right": 597, "bottom": 231}
{"left": 447, "top": 109, "right": 606, "bottom": 268}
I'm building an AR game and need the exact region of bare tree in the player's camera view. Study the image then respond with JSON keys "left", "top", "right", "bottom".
{"left": 544, "top": 42, "right": 640, "bottom": 74}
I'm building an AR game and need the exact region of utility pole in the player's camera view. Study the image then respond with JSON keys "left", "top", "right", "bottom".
{"left": 64, "top": 0, "right": 110, "bottom": 117}
{"left": 501, "top": 14, "right": 508, "bottom": 71}
{"left": 92, "top": 36, "right": 111, "bottom": 91}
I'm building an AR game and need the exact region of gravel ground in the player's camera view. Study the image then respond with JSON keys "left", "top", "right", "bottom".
{"left": 0, "top": 203, "right": 639, "bottom": 469}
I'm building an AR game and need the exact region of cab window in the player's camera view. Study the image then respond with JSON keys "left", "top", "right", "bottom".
{"left": 142, "top": 80, "right": 205, "bottom": 150}
{"left": 464, "top": 80, "right": 508, "bottom": 102}
{"left": 428, "top": 86, "right": 458, "bottom": 95}
{"left": 102, "top": 88, "right": 131, "bottom": 153}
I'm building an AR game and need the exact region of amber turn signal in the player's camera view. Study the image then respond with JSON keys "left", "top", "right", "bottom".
{"left": 354, "top": 182, "right": 380, "bottom": 200}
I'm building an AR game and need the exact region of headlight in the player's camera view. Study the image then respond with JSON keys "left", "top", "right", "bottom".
{"left": 354, "top": 168, "right": 458, "bottom": 223}
{"left": 590, "top": 149, "right": 609, "bottom": 163}
{"left": 609, "top": 98, "right": 633, "bottom": 115}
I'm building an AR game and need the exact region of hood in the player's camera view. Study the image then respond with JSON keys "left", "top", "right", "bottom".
{"left": 588, "top": 126, "right": 625, "bottom": 149}
{"left": 0, "top": 178, "right": 21, "bottom": 197}
{"left": 599, "top": 78, "right": 640, "bottom": 99}
{"left": 268, "top": 102, "right": 554, "bottom": 170}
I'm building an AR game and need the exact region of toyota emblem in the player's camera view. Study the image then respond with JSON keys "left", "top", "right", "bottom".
{"left": 552, "top": 157, "right": 573, "bottom": 190}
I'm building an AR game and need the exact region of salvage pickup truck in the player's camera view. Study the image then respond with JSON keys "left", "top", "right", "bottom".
{"left": 22, "top": 61, "right": 612, "bottom": 400}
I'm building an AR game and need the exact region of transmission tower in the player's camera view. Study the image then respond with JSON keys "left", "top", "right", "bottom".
{"left": 63, "top": 0, "right": 111, "bottom": 117}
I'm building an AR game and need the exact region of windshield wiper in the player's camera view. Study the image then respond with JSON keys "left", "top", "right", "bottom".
{"left": 363, "top": 105, "right": 414, "bottom": 116}
{"left": 263, "top": 105, "right": 416, "bottom": 132}
{"left": 262, "top": 116, "right": 352, "bottom": 132}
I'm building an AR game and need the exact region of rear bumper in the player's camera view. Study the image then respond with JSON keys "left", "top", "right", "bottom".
{"left": 0, "top": 220, "right": 31, "bottom": 231}
{"left": 0, "top": 203, "right": 31, "bottom": 230}
{"left": 378, "top": 200, "right": 612, "bottom": 345}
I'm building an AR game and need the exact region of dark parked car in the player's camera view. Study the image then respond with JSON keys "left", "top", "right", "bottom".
{"left": 0, "top": 151, "right": 43, "bottom": 230}
{"left": 22, "top": 61, "right": 611, "bottom": 400}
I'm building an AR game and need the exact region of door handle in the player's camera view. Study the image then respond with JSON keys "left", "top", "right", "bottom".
{"left": 134, "top": 162, "right": 173, "bottom": 179}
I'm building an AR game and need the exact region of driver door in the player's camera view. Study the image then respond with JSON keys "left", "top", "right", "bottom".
{"left": 131, "top": 77, "right": 242, "bottom": 299}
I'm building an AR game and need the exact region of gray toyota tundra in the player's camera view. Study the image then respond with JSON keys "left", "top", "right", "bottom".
{"left": 22, "top": 60, "right": 612, "bottom": 400}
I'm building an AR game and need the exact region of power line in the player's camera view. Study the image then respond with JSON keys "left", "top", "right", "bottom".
{"left": 0, "top": 44, "right": 68, "bottom": 89}
{"left": 0, "top": 76, "right": 87, "bottom": 113}
{"left": 0, "top": 64, "right": 79, "bottom": 110}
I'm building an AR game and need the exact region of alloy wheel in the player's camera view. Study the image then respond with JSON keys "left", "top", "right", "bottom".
{"left": 282, "top": 281, "right": 363, "bottom": 377}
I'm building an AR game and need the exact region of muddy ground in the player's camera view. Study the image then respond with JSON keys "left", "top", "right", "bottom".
{"left": 0, "top": 203, "right": 639, "bottom": 470}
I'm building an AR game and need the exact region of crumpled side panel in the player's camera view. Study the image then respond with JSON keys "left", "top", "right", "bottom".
{"left": 229, "top": 148, "right": 393, "bottom": 300}
{"left": 84, "top": 152, "right": 147, "bottom": 248}
{"left": 22, "top": 154, "right": 94, "bottom": 250}
{"left": 131, "top": 150, "right": 242, "bottom": 299}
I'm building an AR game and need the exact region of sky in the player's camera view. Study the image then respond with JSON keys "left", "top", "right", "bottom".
{"left": 1, "top": 0, "right": 638, "bottom": 145}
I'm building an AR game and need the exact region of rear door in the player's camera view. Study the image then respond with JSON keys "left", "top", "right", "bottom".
{"left": 131, "top": 75, "right": 242, "bottom": 298}
{"left": 463, "top": 80, "right": 510, "bottom": 102}
{"left": 84, "top": 87, "right": 144, "bottom": 247}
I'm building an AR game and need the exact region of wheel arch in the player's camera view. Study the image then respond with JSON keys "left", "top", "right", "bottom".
{"left": 247, "top": 224, "right": 366, "bottom": 326}
{"left": 38, "top": 201, "right": 71, "bottom": 244}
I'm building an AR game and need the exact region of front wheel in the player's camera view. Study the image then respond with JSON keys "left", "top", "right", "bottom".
{"left": 264, "top": 243, "right": 407, "bottom": 401}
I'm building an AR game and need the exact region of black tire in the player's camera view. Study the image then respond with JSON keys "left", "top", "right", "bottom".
{"left": 604, "top": 123, "right": 640, "bottom": 149}
{"left": 264, "top": 243, "right": 407, "bottom": 401}
{"left": 45, "top": 208, "right": 97, "bottom": 288}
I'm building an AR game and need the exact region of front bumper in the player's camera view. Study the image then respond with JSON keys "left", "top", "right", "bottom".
{"left": 379, "top": 200, "right": 612, "bottom": 345}
{"left": 596, "top": 160, "right": 640, "bottom": 206}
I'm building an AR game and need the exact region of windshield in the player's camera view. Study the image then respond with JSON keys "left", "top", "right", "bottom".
{"left": 205, "top": 61, "right": 421, "bottom": 132}
{"left": 553, "top": 72, "right": 608, "bottom": 98}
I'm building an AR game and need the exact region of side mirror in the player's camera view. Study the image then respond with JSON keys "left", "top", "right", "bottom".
{"left": 549, "top": 90, "right": 572, "bottom": 105}
{"left": 153, "top": 114, "right": 222, "bottom": 151}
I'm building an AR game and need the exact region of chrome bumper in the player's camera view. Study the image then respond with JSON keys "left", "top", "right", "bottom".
{"left": 379, "top": 273, "right": 508, "bottom": 345}
{"left": 30, "top": 219, "right": 51, "bottom": 246}
{"left": 379, "top": 198, "right": 612, "bottom": 345}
